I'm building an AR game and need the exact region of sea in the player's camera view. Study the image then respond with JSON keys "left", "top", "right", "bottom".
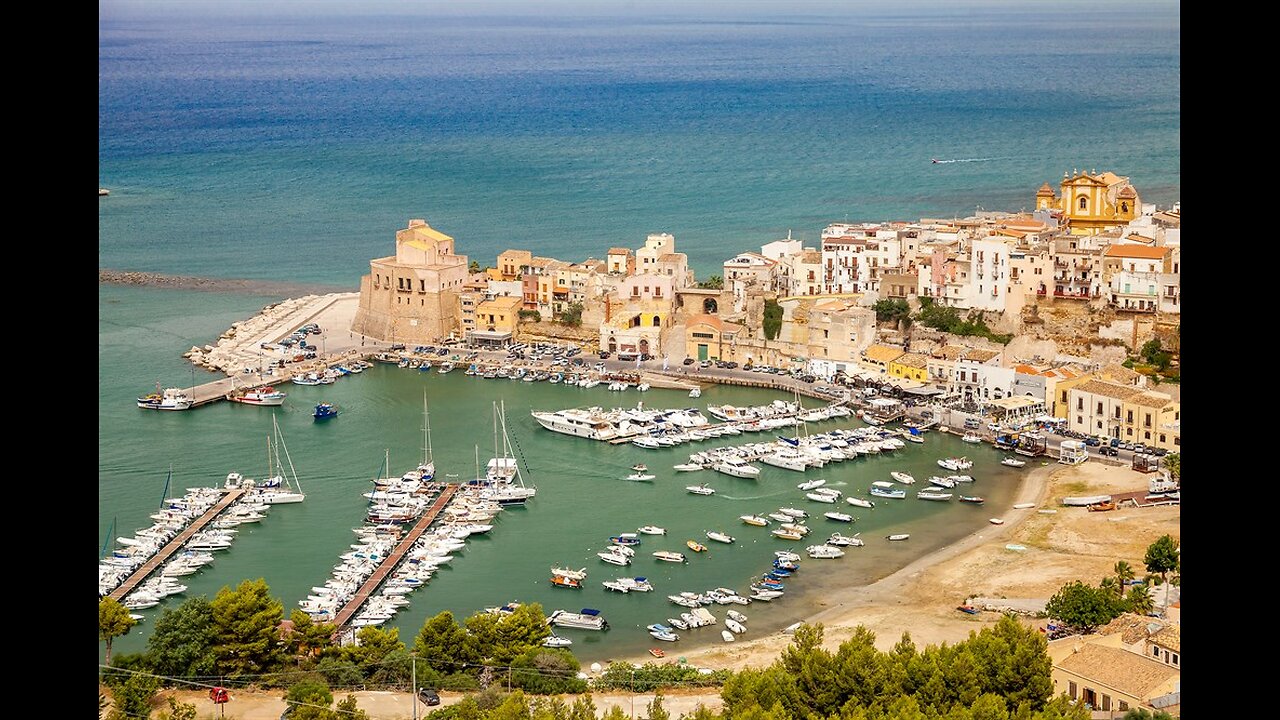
{"left": 99, "top": 0, "right": 1179, "bottom": 661}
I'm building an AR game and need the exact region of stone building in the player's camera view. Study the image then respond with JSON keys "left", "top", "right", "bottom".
{"left": 351, "top": 219, "right": 469, "bottom": 343}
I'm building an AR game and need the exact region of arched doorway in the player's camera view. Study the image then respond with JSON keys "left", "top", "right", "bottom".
{"left": 608, "top": 337, "right": 617, "bottom": 353}
{"left": 652, "top": 315, "right": 661, "bottom": 327}
{"left": 703, "top": 298, "right": 718, "bottom": 314}
{"left": 639, "top": 338, "right": 650, "bottom": 355}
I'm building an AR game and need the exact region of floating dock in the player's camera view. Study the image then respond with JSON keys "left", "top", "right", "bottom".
{"left": 331, "top": 484, "right": 459, "bottom": 629}
{"left": 107, "top": 488, "right": 247, "bottom": 601}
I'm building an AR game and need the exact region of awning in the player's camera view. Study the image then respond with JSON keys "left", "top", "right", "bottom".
{"left": 902, "top": 386, "right": 944, "bottom": 396}
{"left": 467, "top": 330, "right": 513, "bottom": 341}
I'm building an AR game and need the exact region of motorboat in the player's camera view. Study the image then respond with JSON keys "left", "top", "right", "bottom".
{"left": 886, "top": 533, "right": 910, "bottom": 541}
{"left": 959, "top": 495, "right": 985, "bottom": 505}
{"left": 649, "top": 626, "right": 680, "bottom": 642}
{"left": 1012, "top": 502, "right": 1036, "bottom": 509}
{"left": 846, "top": 497, "right": 875, "bottom": 509}
{"left": 937, "top": 457, "right": 973, "bottom": 471}
{"left": 542, "top": 635, "right": 573, "bottom": 648}
{"left": 890, "top": 472, "right": 915, "bottom": 484}
{"left": 797, "top": 478, "right": 827, "bottom": 491}
{"left": 637, "top": 526, "right": 666, "bottom": 535}
{"left": 711, "top": 457, "right": 760, "bottom": 478}
{"left": 706, "top": 531, "right": 735, "bottom": 544}
{"left": 666, "top": 617, "right": 689, "bottom": 630}
{"left": 778, "top": 507, "right": 808, "bottom": 518}
{"left": 869, "top": 486, "right": 906, "bottom": 499}
{"left": 727, "top": 610, "right": 748, "bottom": 624}
{"left": 610, "top": 534, "right": 641, "bottom": 546}
{"left": 686, "top": 540, "right": 708, "bottom": 553}
{"left": 725, "top": 618, "right": 746, "bottom": 634}
{"left": 313, "top": 403, "right": 339, "bottom": 420}
{"left": 632, "top": 464, "right": 648, "bottom": 472}
{"left": 673, "top": 463, "right": 703, "bottom": 472}
{"left": 826, "top": 532, "right": 864, "bottom": 547}
{"left": 806, "top": 492, "right": 837, "bottom": 504}
{"left": 551, "top": 566, "right": 587, "bottom": 581}
{"left": 550, "top": 575, "right": 582, "bottom": 589}
{"left": 916, "top": 491, "right": 953, "bottom": 501}
{"left": 774, "top": 550, "right": 801, "bottom": 562}
{"left": 686, "top": 484, "right": 716, "bottom": 496}
{"left": 721, "top": 630, "right": 735, "bottom": 642}
{"left": 548, "top": 608, "right": 609, "bottom": 630}
{"left": 824, "top": 511, "right": 853, "bottom": 523}
{"left": 989, "top": 518, "right": 1005, "bottom": 525}
{"left": 625, "top": 473, "right": 656, "bottom": 482}
{"left": 927, "top": 476, "right": 956, "bottom": 489}
{"left": 807, "top": 544, "right": 845, "bottom": 559}
{"left": 597, "top": 550, "right": 631, "bottom": 566}
{"left": 771, "top": 528, "right": 804, "bottom": 541}
{"left": 653, "top": 551, "right": 687, "bottom": 563}
{"left": 689, "top": 387, "right": 701, "bottom": 398}
{"left": 1001, "top": 457, "right": 1027, "bottom": 467}
{"left": 739, "top": 515, "right": 770, "bottom": 526}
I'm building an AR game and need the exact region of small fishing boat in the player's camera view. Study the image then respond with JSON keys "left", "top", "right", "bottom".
{"left": 916, "top": 490, "right": 953, "bottom": 501}
{"left": 610, "top": 534, "right": 642, "bottom": 546}
{"left": 826, "top": 532, "right": 863, "bottom": 547}
{"left": 807, "top": 544, "right": 844, "bottom": 559}
{"left": 904, "top": 434, "right": 924, "bottom": 444}
{"left": 988, "top": 518, "right": 1004, "bottom": 525}
{"left": 959, "top": 495, "right": 985, "bottom": 505}
{"left": 846, "top": 497, "right": 875, "bottom": 508}
{"left": 653, "top": 551, "right": 687, "bottom": 563}
{"left": 1087, "top": 501, "right": 1116, "bottom": 512}
{"left": 632, "top": 464, "right": 649, "bottom": 472}
{"left": 937, "top": 457, "right": 973, "bottom": 471}
{"left": 869, "top": 486, "right": 906, "bottom": 499}
{"left": 725, "top": 618, "right": 746, "bottom": 634}
{"left": 890, "top": 472, "right": 915, "bottom": 484}
{"left": 721, "top": 630, "right": 735, "bottom": 642}
{"left": 625, "top": 473, "right": 656, "bottom": 482}
{"left": 706, "top": 531, "right": 735, "bottom": 544}
{"left": 774, "top": 550, "right": 800, "bottom": 562}
{"left": 740, "top": 514, "right": 770, "bottom": 526}
{"left": 649, "top": 648, "right": 666, "bottom": 658}
{"left": 824, "top": 511, "right": 853, "bottom": 523}
{"left": 1001, "top": 457, "right": 1027, "bottom": 467}
{"left": 686, "top": 540, "right": 708, "bottom": 553}
{"left": 771, "top": 528, "right": 804, "bottom": 541}
{"left": 961, "top": 432, "right": 983, "bottom": 444}
{"left": 230, "top": 386, "right": 287, "bottom": 406}
{"left": 956, "top": 605, "right": 979, "bottom": 615}
{"left": 686, "top": 484, "right": 716, "bottom": 496}
{"left": 313, "top": 403, "right": 339, "bottom": 420}
{"left": 638, "top": 525, "right": 666, "bottom": 535}
{"left": 806, "top": 492, "right": 837, "bottom": 504}
{"left": 136, "top": 387, "right": 193, "bottom": 411}
{"left": 673, "top": 463, "right": 703, "bottom": 472}
{"left": 886, "top": 533, "right": 910, "bottom": 541}
{"left": 543, "top": 635, "right": 573, "bottom": 647}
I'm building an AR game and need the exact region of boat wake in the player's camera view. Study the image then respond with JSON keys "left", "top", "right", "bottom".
{"left": 931, "top": 157, "right": 1007, "bottom": 164}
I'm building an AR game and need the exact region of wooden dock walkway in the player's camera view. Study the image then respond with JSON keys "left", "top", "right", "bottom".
{"left": 332, "top": 484, "right": 459, "bottom": 629}
{"left": 108, "top": 488, "right": 247, "bottom": 601}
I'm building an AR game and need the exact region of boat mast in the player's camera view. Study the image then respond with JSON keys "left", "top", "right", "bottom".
{"left": 492, "top": 401, "right": 499, "bottom": 478}
{"left": 274, "top": 413, "right": 302, "bottom": 492}
{"left": 423, "top": 390, "right": 434, "bottom": 465}
{"left": 160, "top": 466, "right": 172, "bottom": 509}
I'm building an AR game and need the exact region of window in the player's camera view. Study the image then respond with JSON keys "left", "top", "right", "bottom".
{"left": 1172, "top": 653, "right": 1178, "bottom": 666}
{"left": 1077, "top": 416, "right": 1083, "bottom": 424}
{"left": 1126, "top": 410, "right": 1133, "bottom": 423}
{"left": 1096, "top": 402, "right": 1103, "bottom": 414}
{"left": 1119, "top": 701, "right": 1129, "bottom": 712}
{"left": 1101, "top": 695, "right": 1110, "bottom": 712}
{"left": 1078, "top": 196, "right": 1088, "bottom": 211}
{"left": 1068, "top": 682, "right": 1077, "bottom": 699}
{"left": 1077, "top": 398, "right": 1084, "bottom": 411}
{"left": 1126, "top": 428, "right": 1133, "bottom": 437}
{"left": 1062, "top": 391, "right": 1068, "bottom": 403}
{"left": 1096, "top": 421, "right": 1102, "bottom": 430}
{"left": 1159, "top": 434, "right": 1166, "bottom": 443}
{"left": 1144, "top": 431, "right": 1150, "bottom": 440}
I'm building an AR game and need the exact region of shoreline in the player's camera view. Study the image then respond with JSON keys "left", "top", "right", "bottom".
{"left": 99, "top": 268, "right": 352, "bottom": 297}
{"left": 620, "top": 461, "right": 1058, "bottom": 668}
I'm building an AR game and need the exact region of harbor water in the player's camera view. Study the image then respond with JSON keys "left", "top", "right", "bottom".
{"left": 102, "top": 290, "right": 1030, "bottom": 661}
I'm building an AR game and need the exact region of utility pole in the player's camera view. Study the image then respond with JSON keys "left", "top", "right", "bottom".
{"left": 411, "top": 654, "right": 418, "bottom": 720}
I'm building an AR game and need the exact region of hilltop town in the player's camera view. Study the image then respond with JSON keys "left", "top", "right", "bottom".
{"left": 334, "top": 170, "right": 1180, "bottom": 451}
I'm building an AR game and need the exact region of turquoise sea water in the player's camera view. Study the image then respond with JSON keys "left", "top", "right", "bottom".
{"left": 99, "top": 2, "right": 1178, "bottom": 660}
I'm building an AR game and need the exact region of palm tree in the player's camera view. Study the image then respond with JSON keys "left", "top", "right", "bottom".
{"left": 1099, "top": 577, "right": 1118, "bottom": 599}
{"left": 1125, "top": 585, "right": 1155, "bottom": 615}
{"left": 1114, "top": 561, "right": 1135, "bottom": 599}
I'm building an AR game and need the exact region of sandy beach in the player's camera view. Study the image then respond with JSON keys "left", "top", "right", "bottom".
{"left": 642, "top": 459, "right": 1179, "bottom": 670}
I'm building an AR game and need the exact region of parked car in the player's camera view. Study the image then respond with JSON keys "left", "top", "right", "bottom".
{"left": 598, "top": 351, "right": 611, "bottom": 359}
{"left": 699, "top": 360, "right": 712, "bottom": 368}
{"left": 683, "top": 357, "right": 695, "bottom": 365}
{"left": 418, "top": 687, "right": 441, "bottom": 706}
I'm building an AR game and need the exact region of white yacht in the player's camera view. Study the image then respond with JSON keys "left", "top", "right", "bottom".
{"left": 548, "top": 608, "right": 609, "bottom": 630}
{"left": 711, "top": 457, "right": 760, "bottom": 478}
{"left": 530, "top": 409, "right": 619, "bottom": 440}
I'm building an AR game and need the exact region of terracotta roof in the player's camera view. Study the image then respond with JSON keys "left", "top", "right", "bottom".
{"left": 1129, "top": 392, "right": 1174, "bottom": 409}
{"left": 608, "top": 247, "right": 632, "bottom": 255}
{"left": 1055, "top": 644, "right": 1178, "bottom": 700}
{"left": 931, "top": 345, "right": 967, "bottom": 361}
{"left": 1103, "top": 244, "right": 1169, "bottom": 259}
{"left": 1099, "top": 614, "right": 1164, "bottom": 645}
{"left": 1036, "top": 182, "right": 1056, "bottom": 196}
{"left": 893, "top": 352, "right": 929, "bottom": 369}
{"left": 1117, "top": 186, "right": 1138, "bottom": 199}
{"left": 1074, "top": 379, "right": 1143, "bottom": 401}
{"left": 1013, "top": 364, "right": 1040, "bottom": 375}
{"left": 659, "top": 253, "right": 683, "bottom": 262}
{"left": 962, "top": 349, "right": 1001, "bottom": 363}
{"left": 1149, "top": 625, "right": 1179, "bottom": 652}
{"left": 1097, "top": 364, "right": 1142, "bottom": 384}
{"left": 863, "top": 344, "right": 905, "bottom": 363}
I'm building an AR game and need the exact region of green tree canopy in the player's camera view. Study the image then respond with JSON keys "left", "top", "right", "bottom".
{"left": 415, "top": 610, "right": 480, "bottom": 674}
{"left": 697, "top": 275, "right": 724, "bottom": 290}
{"left": 1045, "top": 581, "right": 1124, "bottom": 632}
{"left": 558, "top": 303, "right": 584, "bottom": 328}
{"left": 146, "top": 596, "right": 218, "bottom": 677}
{"left": 1163, "top": 453, "right": 1179, "bottom": 480}
{"left": 99, "top": 597, "right": 138, "bottom": 667}
{"left": 210, "top": 578, "right": 285, "bottom": 676}
{"left": 1144, "top": 535, "right": 1180, "bottom": 586}
{"left": 874, "top": 298, "right": 911, "bottom": 324}
{"left": 763, "top": 299, "right": 784, "bottom": 340}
